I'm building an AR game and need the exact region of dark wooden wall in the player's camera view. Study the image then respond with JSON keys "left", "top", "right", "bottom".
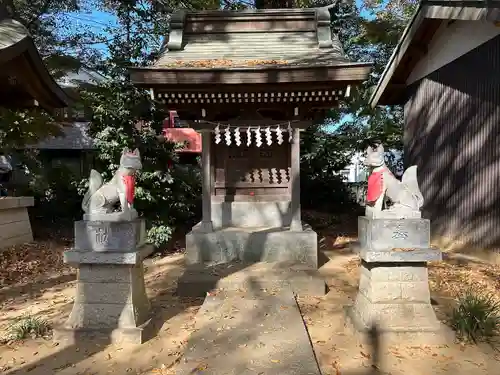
{"left": 213, "top": 134, "right": 291, "bottom": 198}
{"left": 404, "top": 34, "right": 500, "bottom": 249}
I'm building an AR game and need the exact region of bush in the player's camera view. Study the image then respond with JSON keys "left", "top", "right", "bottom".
{"left": 81, "top": 80, "right": 202, "bottom": 249}
{"left": 450, "top": 291, "right": 500, "bottom": 343}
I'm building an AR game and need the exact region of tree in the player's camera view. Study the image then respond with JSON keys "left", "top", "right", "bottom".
{"left": 81, "top": 80, "right": 201, "bottom": 247}
{"left": 80, "top": 0, "right": 204, "bottom": 247}
{"left": 4, "top": 0, "right": 102, "bottom": 75}
{"left": 329, "top": 0, "right": 416, "bottom": 164}
{"left": 0, "top": 0, "right": 101, "bottom": 156}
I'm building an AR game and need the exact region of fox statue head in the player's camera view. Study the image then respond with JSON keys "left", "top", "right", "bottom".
{"left": 119, "top": 147, "right": 143, "bottom": 175}
{"left": 364, "top": 143, "right": 385, "bottom": 168}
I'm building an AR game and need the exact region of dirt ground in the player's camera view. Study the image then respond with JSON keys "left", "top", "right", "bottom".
{"left": 0, "top": 214, "right": 499, "bottom": 375}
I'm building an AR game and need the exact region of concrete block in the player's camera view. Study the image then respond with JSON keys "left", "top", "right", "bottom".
{"left": 64, "top": 244, "right": 153, "bottom": 265}
{"left": 358, "top": 216, "right": 430, "bottom": 251}
{"left": 53, "top": 320, "right": 152, "bottom": 345}
{"left": 400, "top": 281, "right": 431, "bottom": 303}
{"left": 74, "top": 219, "right": 146, "bottom": 252}
{"left": 177, "top": 261, "right": 325, "bottom": 297}
{"left": 362, "top": 262, "right": 429, "bottom": 282}
{"left": 75, "top": 282, "right": 135, "bottom": 304}
{"left": 349, "top": 293, "right": 441, "bottom": 331}
{"left": 349, "top": 260, "right": 444, "bottom": 342}
{"left": 211, "top": 201, "right": 292, "bottom": 228}
{"left": 185, "top": 224, "right": 318, "bottom": 268}
{"left": 78, "top": 264, "right": 137, "bottom": 283}
{"left": 57, "top": 247, "right": 152, "bottom": 345}
{"left": 353, "top": 241, "right": 442, "bottom": 262}
{"left": 359, "top": 278, "right": 402, "bottom": 303}
{"left": 0, "top": 204, "right": 33, "bottom": 250}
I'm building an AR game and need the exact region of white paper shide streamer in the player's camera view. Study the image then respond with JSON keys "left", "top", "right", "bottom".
{"left": 276, "top": 125, "right": 283, "bottom": 145}
{"left": 224, "top": 125, "right": 231, "bottom": 146}
{"left": 234, "top": 127, "right": 241, "bottom": 146}
{"left": 214, "top": 124, "right": 221, "bottom": 144}
{"left": 287, "top": 122, "right": 293, "bottom": 143}
{"left": 255, "top": 126, "right": 262, "bottom": 147}
{"left": 265, "top": 126, "right": 272, "bottom": 146}
{"left": 246, "top": 126, "right": 252, "bottom": 146}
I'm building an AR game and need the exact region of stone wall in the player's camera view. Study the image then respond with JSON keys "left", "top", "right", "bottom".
{"left": 0, "top": 197, "right": 34, "bottom": 249}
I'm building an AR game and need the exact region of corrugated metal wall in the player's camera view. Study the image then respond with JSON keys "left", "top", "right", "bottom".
{"left": 405, "top": 34, "right": 500, "bottom": 249}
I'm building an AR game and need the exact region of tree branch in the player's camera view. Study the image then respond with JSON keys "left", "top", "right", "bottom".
{"left": 27, "top": 0, "right": 54, "bottom": 28}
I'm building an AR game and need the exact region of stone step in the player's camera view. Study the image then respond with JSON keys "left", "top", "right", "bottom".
{"left": 176, "top": 261, "right": 326, "bottom": 297}
{"left": 173, "top": 287, "right": 321, "bottom": 375}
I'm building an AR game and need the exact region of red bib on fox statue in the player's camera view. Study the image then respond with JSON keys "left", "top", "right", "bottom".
{"left": 366, "top": 169, "right": 384, "bottom": 203}
{"left": 122, "top": 175, "right": 135, "bottom": 204}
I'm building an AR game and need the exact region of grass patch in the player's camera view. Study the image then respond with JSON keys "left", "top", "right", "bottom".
{"left": 3, "top": 315, "right": 51, "bottom": 342}
{"left": 450, "top": 290, "right": 500, "bottom": 343}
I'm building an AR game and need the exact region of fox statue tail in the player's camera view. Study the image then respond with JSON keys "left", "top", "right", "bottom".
{"left": 401, "top": 166, "right": 424, "bottom": 209}
{"left": 81, "top": 169, "right": 104, "bottom": 213}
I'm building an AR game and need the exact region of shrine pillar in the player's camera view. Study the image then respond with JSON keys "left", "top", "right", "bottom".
{"left": 199, "top": 129, "right": 213, "bottom": 232}
{"left": 290, "top": 127, "right": 302, "bottom": 231}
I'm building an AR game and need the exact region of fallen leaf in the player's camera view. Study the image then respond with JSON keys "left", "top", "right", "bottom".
{"left": 360, "top": 351, "right": 371, "bottom": 359}
{"left": 271, "top": 359, "right": 280, "bottom": 363}
{"left": 332, "top": 360, "right": 341, "bottom": 375}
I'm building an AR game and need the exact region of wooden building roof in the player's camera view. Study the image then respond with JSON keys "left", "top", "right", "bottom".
{"left": 129, "top": 8, "right": 372, "bottom": 88}
{"left": 0, "top": 6, "right": 71, "bottom": 109}
{"left": 369, "top": 0, "right": 500, "bottom": 107}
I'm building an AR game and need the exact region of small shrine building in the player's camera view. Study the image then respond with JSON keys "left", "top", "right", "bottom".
{"left": 0, "top": 6, "right": 71, "bottom": 109}
{"left": 0, "top": 5, "right": 71, "bottom": 248}
{"left": 130, "top": 7, "right": 371, "bottom": 273}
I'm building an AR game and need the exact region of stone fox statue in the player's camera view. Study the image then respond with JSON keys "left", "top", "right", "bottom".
{"left": 364, "top": 144, "right": 424, "bottom": 218}
{"left": 82, "top": 148, "right": 143, "bottom": 217}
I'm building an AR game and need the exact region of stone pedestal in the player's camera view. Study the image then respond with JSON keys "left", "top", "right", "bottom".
{"left": 54, "top": 219, "right": 153, "bottom": 344}
{"left": 185, "top": 223, "right": 318, "bottom": 267}
{"left": 180, "top": 223, "right": 324, "bottom": 296}
{"left": 347, "top": 217, "right": 453, "bottom": 344}
{"left": 0, "top": 196, "right": 34, "bottom": 249}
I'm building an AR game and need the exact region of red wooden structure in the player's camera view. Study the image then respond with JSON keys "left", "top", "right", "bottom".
{"left": 162, "top": 111, "right": 201, "bottom": 154}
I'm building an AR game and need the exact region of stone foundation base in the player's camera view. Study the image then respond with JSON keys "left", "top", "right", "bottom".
{"left": 53, "top": 319, "right": 152, "bottom": 345}
{"left": 348, "top": 260, "right": 454, "bottom": 345}
{"left": 56, "top": 245, "right": 153, "bottom": 345}
{"left": 185, "top": 224, "right": 318, "bottom": 268}
{"left": 0, "top": 197, "right": 34, "bottom": 249}
{"left": 177, "top": 261, "right": 326, "bottom": 297}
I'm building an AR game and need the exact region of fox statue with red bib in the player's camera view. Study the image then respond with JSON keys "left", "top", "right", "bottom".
{"left": 82, "top": 147, "right": 142, "bottom": 221}
{"left": 364, "top": 143, "right": 423, "bottom": 219}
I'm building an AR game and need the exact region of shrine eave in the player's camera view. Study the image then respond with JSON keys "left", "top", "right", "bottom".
{"left": 0, "top": 17, "right": 72, "bottom": 109}
{"left": 128, "top": 62, "right": 373, "bottom": 87}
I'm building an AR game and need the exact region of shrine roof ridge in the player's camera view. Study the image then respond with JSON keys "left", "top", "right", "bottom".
{"left": 149, "top": 6, "right": 353, "bottom": 71}
{"left": 177, "top": 7, "right": 318, "bottom": 20}
{"left": 134, "top": 61, "right": 373, "bottom": 71}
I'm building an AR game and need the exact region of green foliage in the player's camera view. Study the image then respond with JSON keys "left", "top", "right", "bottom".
{"left": 300, "top": 124, "right": 358, "bottom": 211}
{"left": 0, "top": 108, "right": 62, "bottom": 153}
{"left": 450, "top": 291, "right": 500, "bottom": 343}
{"left": 29, "top": 165, "right": 84, "bottom": 223}
{"left": 6, "top": 0, "right": 102, "bottom": 71}
{"left": 81, "top": 80, "right": 201, "bottom": 248}
{"left": 5, "top": 315, "right": 50, "bottom": 341}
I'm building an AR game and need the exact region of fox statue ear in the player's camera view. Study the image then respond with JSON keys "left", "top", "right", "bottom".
{"left": 376, "top": 144, "right": 384, "bottom": 153}
{"left": 366, "top": 146, "right": 372, "bottom": 154}
{"left": 122, "top": 147, "right": 130, "bottom": 154}
{"left": 133, "top": 148, "right": 140, "bottom": 156}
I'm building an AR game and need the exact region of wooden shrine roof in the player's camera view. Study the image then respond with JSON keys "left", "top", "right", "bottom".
{"left": 129, "top": 8, "right": 372, "bottom": 87}
{"left": 0, "top": 6, "right": 71, "bottom": 109}
{"left": 369, "top": 1, "right": 500, "bottom": 107}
